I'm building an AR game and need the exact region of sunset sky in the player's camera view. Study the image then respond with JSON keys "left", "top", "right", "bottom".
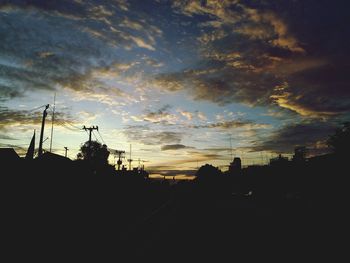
{"left": 1, "top": 0, "right": 349, "bottom": 177}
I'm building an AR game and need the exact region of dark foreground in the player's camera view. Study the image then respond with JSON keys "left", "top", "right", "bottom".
{"left": 3, "top": 179, "right": 346, "bottom": 261}
{"left": 2, "top": 156, "right": 348, "bottom": 261}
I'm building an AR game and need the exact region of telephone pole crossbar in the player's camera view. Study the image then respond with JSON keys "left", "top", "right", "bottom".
{"left": 83, "top": 125, "right": 98, "bottom": 159}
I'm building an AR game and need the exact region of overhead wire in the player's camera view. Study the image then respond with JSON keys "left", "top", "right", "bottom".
{"left": 97, "top": 130, "right": 106, "bottom": 145}
{"left": 92, "top": 130, "right": 100, "bottom": 143}
{"left": 27, "top": 104, "right": 48, "bottom": 112}
{"left": 55, "top": 120, "right": 84, "bottom": 132}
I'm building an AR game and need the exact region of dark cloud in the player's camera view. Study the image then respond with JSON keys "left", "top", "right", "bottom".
{"left": 192, "top": 119, "right": 270, "bottom": 130}
{"left": 202, "top": 147, "right": 231, "bottom": 153}
{"left": 0, "top": 106, "right": 44, "bottom": 132}
{"left": 150, "top": 0, "right": 350, "bottom": 119}
{"left": 0, "top": 0, "right": 162, "bottom": 100}
{"left": 283, "top": 63, "right": 350, "bottom": 116}
{"left": 161, "top": 144, "right": 191, "bottom": 151}
{"left": 153, "top": 66, "right": 280, "bottom": 107}
{"left": 0, "top": 7, "right": 110, "bottom": 98}
{"left": 250, "top": 121, "right": 337, "bottom": 154}
{"left": 0, "top": 106, "right": 76, "bottom": 133}
{"left": 0, "top": 85, "right": 25, "bottom": 101}
{"left": 0, "top": 134, "right": 17, "bottom": 140}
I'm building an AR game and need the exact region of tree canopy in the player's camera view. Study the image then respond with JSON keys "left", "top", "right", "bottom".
{"left": 77, "top": 140, "right": 110, "bottom": 165}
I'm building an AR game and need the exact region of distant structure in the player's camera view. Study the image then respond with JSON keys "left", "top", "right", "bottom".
{"left": 0, "top": 148, "right": 20, "bottom": 162}
{"left": 64, "top": 147, "right": 69, "bottom": 158}
{"left": 229, "top": 157, "right": 242, "bottom": 173}
{"left": 37, "top": 151, "right": 71, "bottom": 163}
{"left": 270, "top": 154, "right": 289, "bottom": 167}
{"left": 292, "top": 146, "right": 307, "bottom": 163}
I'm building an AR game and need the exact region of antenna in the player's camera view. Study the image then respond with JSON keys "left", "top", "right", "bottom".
{"left": 229, "top": 134, "right": 233, "bottom": 160}
{"left": 49, "top": 93, "right": 56, "bottom": 152}
{"left": 127, "top": 144, "right": 133, "bottom": 170}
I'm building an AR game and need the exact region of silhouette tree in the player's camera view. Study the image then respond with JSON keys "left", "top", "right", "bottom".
{"left": 327, "top": 122, "right": 350, "bottom": 155}
{"left": 77, "top": 140, "right": 110, "bottom": 165}
{"left": 195, "top": 164, "right": 222, "bottom": 180}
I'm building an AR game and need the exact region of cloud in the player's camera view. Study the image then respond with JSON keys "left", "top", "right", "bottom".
{"left": 172, "top": 0, "right": 241, "bottom": 24}
{"left": 129, "top": 35, "right": 155, "bottom": 51}
{"left": 0, "top": 106, "right": 76, "bottom": 133}
{"left": 192, "top": 119, "right": 271, "bottom": 130}
{"left": 150, "top": 151, "right": 224, "bottom": 169}
{"left": 151, "top": 63, "right": 280, "bottom": 107}
{"left": 147, "top": 168, "right": 197, "bottom": 177}
{"left": 163, "top": 0, "right": 350, "bottom": 120}
{"left": 123, "top": 124, "right": 184, "bottom": 145}
{"left": 130, "top": 105, "right": 179, "bottom": 125}
{"left": 178, "top": 110, "right": 193, "bottom": 120}
{"left": 161, "top": 144, "right": 192, "bottom": 151}
{"left": 250, "top": 121, "right": 337, "bottom": 154}
{"left": 0, "top": 134, "right": 18, "bottom": 140}
{"left": 197, "top": 29, "right": 227, "bottom": 44}
{"left": 173, "top": 0, "right": 304, "bottom": 53}
{"left": 0, "top": 0, "right": 162, "bottom": 103}
{"left": 197, "top": 111, "right": 207, "bottom": 121}
{"left": 240, "top": 7, "right": 305, "bottom": 53}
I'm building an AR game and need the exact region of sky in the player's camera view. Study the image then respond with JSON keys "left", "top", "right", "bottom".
{"left": 1, "top": 0, "right": 350, "bottom": 177}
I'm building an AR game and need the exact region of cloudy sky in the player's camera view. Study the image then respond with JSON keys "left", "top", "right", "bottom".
{"left": 1, "top": 0, "right": 349, "bottom": 177}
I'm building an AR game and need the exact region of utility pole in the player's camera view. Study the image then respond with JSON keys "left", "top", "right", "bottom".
{"left": 83, "top": 125, "right": 99, "bottom": 144}
{"left": 83, "top": 125, "right": 98, "bottom": 159}
{"left": 64, "top": 147, "right": 68, "bottom": 158}
{"left": 38, "top": 104, "right": 49, "bottom": 157}
{"left": 127, "top": 144, "right": 133, "bottom": 170}
{"left": 115, "top": 150, "right": 125, "bottom": 170}
{"left": 49, "top": 93, "right": 56, "bottom": 152}
{"left": 229, "top": 134, "right": 233, "bottom": 161}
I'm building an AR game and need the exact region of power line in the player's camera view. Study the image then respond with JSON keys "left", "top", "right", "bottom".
{"left": 97, "top": 130, "right": 106, "bottom": 145}
{"left": 27, "top": 104, "right": 48, "bottom": 112}
{"left": 55, "top": 122, "right": 78, "bottom": 132}
{"left": 65, "top": 122, "right": 84, "bottom": 130}
{"left": 55, "top": 121, "right": 84, "bottom": 132}
{"left": 92, "top": 130, "right": 100, "bottom": 143}
{"left": 49, "top": 93, "right": 56, "bottom": 152}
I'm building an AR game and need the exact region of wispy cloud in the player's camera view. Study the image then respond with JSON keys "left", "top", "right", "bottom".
{"left": 178, "top": 110, "right": 193, "bottom": 120}
{"left": 130, "top": 105, "right": 179, "bottom": 125}
{"left": 192, "top": 120, "right": 271, "bottom": 130}
{"left": 0, "top": 106, "right": 76, "bottom": 133}
{"left": 123, "top": 124, "right": 184, "bottom": 146}
{"left": 161, "top": 144, "right": 192, "bottom": 151}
